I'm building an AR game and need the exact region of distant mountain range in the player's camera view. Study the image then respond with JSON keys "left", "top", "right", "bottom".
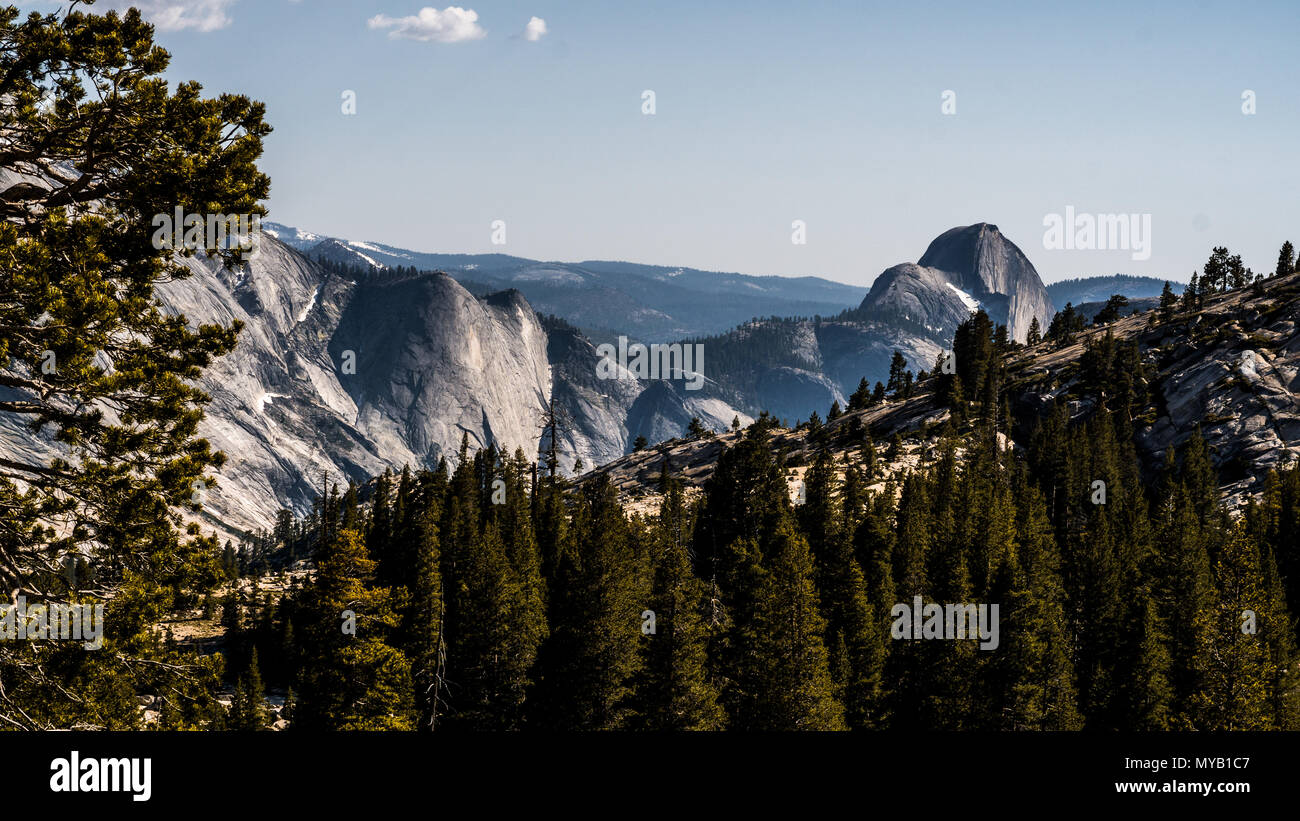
{"left": 1046, "top": 274, "right": 1173, "bottom": 307}
{"left": 262, "top": 222, "right": 866, "bottom": 342}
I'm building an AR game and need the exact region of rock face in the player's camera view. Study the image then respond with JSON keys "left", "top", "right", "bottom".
{"left": 589, "top": 270, "right": 1300, "bottom": 513}
{"left": 170, "top": 242, "right": 751, "bottom": 533}
{"left": 659, "top": 224, "right": 1053, "bottom": 425}
{"left": 0, "top": 233, "right": 748, "bottom": 536}
{"left": 330, "top": 277, "right": 552, "bottom": 465}
{"left": 860, "top": 223, "right": 1054, "bottom": 344}
{"left": 0, "top": 219, "right": 1162, "bottom": 538}
{"left": 1011, "top": 277, "right": 1300, "bottom": 505}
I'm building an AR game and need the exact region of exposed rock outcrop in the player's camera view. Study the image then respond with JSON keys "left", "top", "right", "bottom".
{"left": 588, "top": 271, "right": 1300, "bottom": 512}
{"left": 860, "top": 223, "right": 1054, "bottom": 345}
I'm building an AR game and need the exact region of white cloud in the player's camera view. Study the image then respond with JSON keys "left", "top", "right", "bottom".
{"left": 95, "top": 0, "right": 236, "bottom": 32}
{"left": 367, "top": 6, "right": 487, "bottom": 43}
{"left": 523, "top": 16, "right": 547, "bottom": 41}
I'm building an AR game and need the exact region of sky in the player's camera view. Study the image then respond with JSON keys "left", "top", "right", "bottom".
{"left": 33, "top": 0, "right": 1300, "bottom": 287}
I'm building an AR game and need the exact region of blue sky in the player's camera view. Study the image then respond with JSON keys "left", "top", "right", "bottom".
{"left": 40, "top": 0, "right": 1300, "bottom": 287}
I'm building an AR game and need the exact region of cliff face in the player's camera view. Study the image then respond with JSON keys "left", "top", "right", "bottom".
{"left": 330, "top": 277, "right": 553, "bottom": 466}
{"left": 144, "top": 238, "right": 747, "bottom": 534}
{"left": 642, "top": 225, "right": 1054, "bottom": 427}
{"left": 861, "top": 223, "right": 1053, "bottom": 344}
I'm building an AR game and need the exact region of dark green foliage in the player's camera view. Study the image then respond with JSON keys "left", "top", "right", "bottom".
{"left": 292, "top": 529, "right": 414, "bottom": 731}
{"left": 1092, "top": 294, "right": 1130, "bottom": 325}
{"left": 1159, "top": 281, "right": 1179, "bottom": 322}
{"left": 1027, "top": 316, "right": 1041, "bottom": 345}
{"left": 229, "top": 648, "right": 269, "bottom": 731}
{"left": 1276, "top": 241, "right": 1296, "bottom": 277}
{"left": 886, "top": 350, "right": 910, "bottom": 396}
{"left": 0, "top": 1, "right": 268, "bottom": 728}
{"left": 530, "top": 475, "right": 648, "bottom": 729}
{"left": 634, "top": 471, "right": 725, "bottom": 729}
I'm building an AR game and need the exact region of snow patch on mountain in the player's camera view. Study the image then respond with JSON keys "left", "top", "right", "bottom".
{"left": 256, "top": 393, "right": 288, "bottom": 413}
{"left": 295, "top": 287, "right": 318, "bottom": 323}
{"left": 946, "top": 282, "right": 981, "bottom": 312}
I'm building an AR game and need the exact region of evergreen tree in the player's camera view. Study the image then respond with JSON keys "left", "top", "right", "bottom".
{"left": 294, "top": 529, "right": 414, "bottom": 731}
{"left": 1183, "top": 272, "right": 1200, "bottom": 310}
{"left": 848, "top": 377, "right": 871, "bottom": 411}
{"left": 531, "top": 476, "right": 648, "bottom": 729}
{"left": 1027, "top": 316, "right": 1041, "bottom": 345}
{"left": 1092, "top": 294, "right": 1129, "bottom": 325}
{"left": 886, "top": 350, "right": 909, "bottom": 396}
{"left": 1158, "top": 280, "right": 1178, "bottom": 322}
{"left": 229, "top": 648, "right": 268, "bottom": 731}
{"left": 0, "top": 2, "right": 269, "bottom": 728}
{"left": 405, "top": 506, "right": 446, "bottom": 731}
{"left": 737, "top": 518, "right": 845, "bottom": 730}
{"left": 634, "top": 472, "right": 726, "bottom": 729}
{"left": 1276, "top": 240, "right": 1296, "bottom": 277}
{"left": 1204, "top": 527, "right": 1276, "bottom": 729}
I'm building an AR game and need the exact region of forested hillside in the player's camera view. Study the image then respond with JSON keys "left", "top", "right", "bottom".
{"left": 200, "top": 261, "right": 1300, "bottom": 731}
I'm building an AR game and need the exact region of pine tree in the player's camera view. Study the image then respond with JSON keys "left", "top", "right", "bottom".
{"left": 368, "top": 469, "right": 396, "bottom": 583}
{"left": 997, "top": 474, "right": 1083, "bottom": 729}
{"left": 886, "top": 350, "right": 909, "bottom": 396}
{"left": 738, "top": 518, "right": 845, "bottom": 730}
{"left": 0, "top": 3, "right": 269, "bottom": 728}
{"left": 634, "top": 473, "right": 725, "bottom": 729}
{"left": 1027, "top": 316, "right": 1041, "bottom": 345}
{"left": 229, "top": 648, "right": 269, "bottom": 731}
{"left": 294, "top": 529, "right": 414, "bottom": 731}
{"left": 1277, "top": 241, "right": 1296, "bottom": 277}
{"left": 1121, "top": 588, "right": 1173, "bottom": 730}
{"left": 1153, "top": 489, "right": 1216, "bottom": 729}
{"left": 1203, "top": 527, "right": 1275, "bottom": 729}
{"left": 445, "top": 522, "right": 542, "bottom": 729}
{"left": 405, "top": 506, "right": 446, "bottom": 731}
{"left": 1183, "top": 272, "right": 1200, "bottom": 310}
{"left": 1093, "top": 294, "right": 1129, "bottom": 325}
{"left": 848, "top": 377, "right": 871, "bottom": 411}
{"left": 531, "top": 475, "right": 648, "bottom": 729}
{"left": 221, "top": 590, "right": 242, "bottom": 634}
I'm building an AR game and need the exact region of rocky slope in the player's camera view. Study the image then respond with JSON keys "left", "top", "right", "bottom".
{"left": 0, "top": 232, "right": 749, "bottom": 537}
{"left": 859, "top": 223, "right": 1054, "bottom": 345}
{"left": 652, "top": 224, "right": 1056, "bottom": 425}
{"left": 587, "top": 270, "right": 1300, "bottom": 511}
{"left": 175, "top": 242, "right": 752, "bottom": 534}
